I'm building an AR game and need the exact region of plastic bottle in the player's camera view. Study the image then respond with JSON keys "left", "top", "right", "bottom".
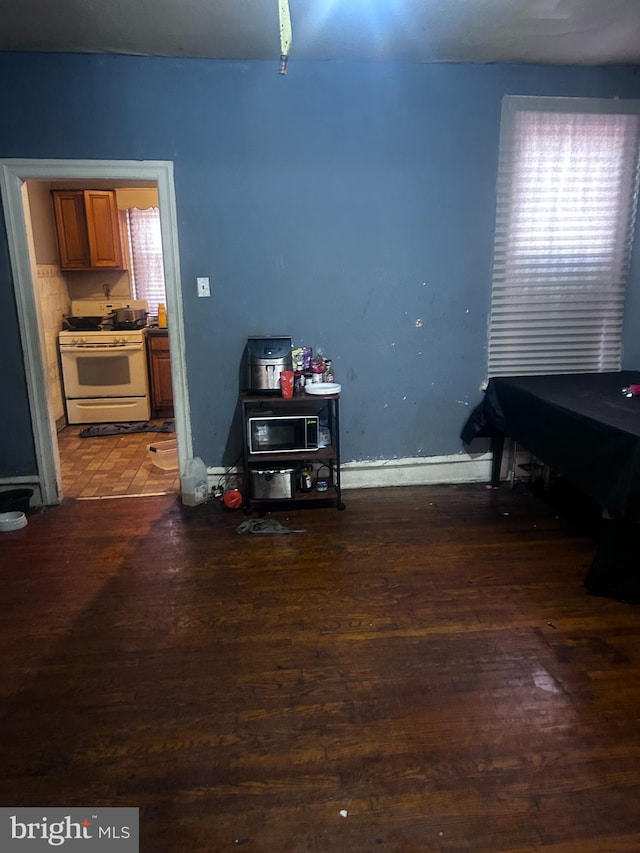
{"left": 182, "top": 456, "right": 208, "bottom": 506}
{"left": 323, "top": 359, "right": 334, "bottom": 383}
{"left": 158, "top": 303, "right": 167, "bottom": 328}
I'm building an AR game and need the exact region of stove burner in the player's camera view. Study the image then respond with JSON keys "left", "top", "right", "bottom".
{"left": 62, "top": 316, "right": 105, "bottom": 331}
{"left": 113, "top": 320, "right": 147, "bottom": 331}
{"left": 62, "top": 316, "right": 148, "bottom": 332}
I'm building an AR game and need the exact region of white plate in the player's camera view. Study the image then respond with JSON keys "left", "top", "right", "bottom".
{"left": 306, "top": 383, "right": 341, "bottom": 396}
{"left": 0, "top": 511, "right": 28, "bottom": 532}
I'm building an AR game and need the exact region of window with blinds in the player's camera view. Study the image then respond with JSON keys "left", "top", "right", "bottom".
{"left": 487, "top": 96, "right": 640, "bottom": 378}
{"left": 126, "top": 207, "right": 166, "bottom": 317}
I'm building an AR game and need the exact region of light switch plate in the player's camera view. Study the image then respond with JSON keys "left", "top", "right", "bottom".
{"left": 197, "top": 277, "right": 210, "bottom": 297}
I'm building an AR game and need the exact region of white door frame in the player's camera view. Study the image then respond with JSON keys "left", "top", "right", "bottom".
{"left": 0, "top": 159, "right": 192, "bottom": 505}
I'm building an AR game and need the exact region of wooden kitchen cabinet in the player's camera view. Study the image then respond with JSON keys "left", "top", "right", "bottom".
{"left": 52, "top": 190, "right": 126, "bottom": 270}
{"left": 146, "top": 330, "right": 174, "bottom": 418}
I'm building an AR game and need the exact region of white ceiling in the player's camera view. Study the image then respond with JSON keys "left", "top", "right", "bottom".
{"left": 1, "top": 0, "right": 640, "bottom": 66}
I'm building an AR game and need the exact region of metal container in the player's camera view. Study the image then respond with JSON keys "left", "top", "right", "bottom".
{"left": 246, "top": 336, "right": 292, "bottom": 393}
{"left": 112, "top": 307, "right": 148, "bottom": 328}
{"left": 250, "top": 468, "right": 296, "bottom": 500}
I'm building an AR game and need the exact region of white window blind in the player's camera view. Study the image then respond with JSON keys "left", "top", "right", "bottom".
{"left": 127, "top": 207, "right": 166, "bottom": 316}
{"left": 488, "top": 96, "right": 640, "bottom": 377}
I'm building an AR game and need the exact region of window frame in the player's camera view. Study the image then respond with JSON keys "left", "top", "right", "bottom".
{"left": 486, "top": 95, "right": 640, "bottom": 379}
{"left": 126, "top": 206, "right": 166, "bottom": 318}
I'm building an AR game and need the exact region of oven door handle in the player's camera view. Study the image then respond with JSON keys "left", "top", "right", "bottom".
{"left": 61, "top": 344, "right": 144, "bottom": 353}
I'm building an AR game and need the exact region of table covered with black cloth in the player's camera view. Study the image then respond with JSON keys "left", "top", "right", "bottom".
{"left": 461, "top": 371, "right": 640, "bottom": 600}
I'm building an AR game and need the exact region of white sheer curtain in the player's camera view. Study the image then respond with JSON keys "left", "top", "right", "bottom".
{"left": 127, "top": 207, "right": 166, "bottom": 317}
{"left": 488, "top": 97, "right": 640, "bottom": 377}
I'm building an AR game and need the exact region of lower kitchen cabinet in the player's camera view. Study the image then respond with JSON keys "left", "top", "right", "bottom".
{"left": 146, "top": 330, "right": 174, "bottom": 419}
{"left": 240, "top": 391, "right": 345, "bottom": 513}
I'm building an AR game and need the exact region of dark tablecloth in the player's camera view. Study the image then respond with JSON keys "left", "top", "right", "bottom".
{"left": 462, "top": 371, "right": 640, "bottom": 600}
{"left": 462, "top": 371, "right": 640, "bottom": 519}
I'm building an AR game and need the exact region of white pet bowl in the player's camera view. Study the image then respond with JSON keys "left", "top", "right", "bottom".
{"left": 0, "top": 511, "right": 28, "bottom": 532}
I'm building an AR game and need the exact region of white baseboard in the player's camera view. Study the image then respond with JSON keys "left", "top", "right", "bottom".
{"left": 339, "top": 453, "right": 492, "bottom": 490}
{"left": 3, "top": 454, "right": 493, "bottom": 508}
{"left": 207, "top": 452, "right": 493, "bottom": 493}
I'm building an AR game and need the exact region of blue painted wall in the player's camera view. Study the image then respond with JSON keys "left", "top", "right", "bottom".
{"left": 1, "top": 54, "right": 640, "bottom": 475}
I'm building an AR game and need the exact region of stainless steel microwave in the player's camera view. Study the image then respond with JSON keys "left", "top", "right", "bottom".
{"left": 248, "top": 415, "right": 319, "bottom": 454}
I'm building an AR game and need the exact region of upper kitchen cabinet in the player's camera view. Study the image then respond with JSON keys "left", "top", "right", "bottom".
{"left": 52, "top": 190, "right": 127, "bottom": 270}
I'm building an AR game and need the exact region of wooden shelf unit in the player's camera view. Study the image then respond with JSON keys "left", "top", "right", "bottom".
{"left": 240, "top": 391, "right": 345, "bottom": 513}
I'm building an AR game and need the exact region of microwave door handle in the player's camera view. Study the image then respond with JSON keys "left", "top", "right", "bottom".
{"left": 61, "top": 344, "right": 143, "bottom": 353}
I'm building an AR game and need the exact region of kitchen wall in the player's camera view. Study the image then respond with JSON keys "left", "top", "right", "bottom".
{"left": 23, "top": 182, "right": 69, "bottom": 425}
{"left": 30, "top": 265, "right": 69, "bottom": 425}
{"left": 1, "top": 54, "right": 640, "bottom": 483}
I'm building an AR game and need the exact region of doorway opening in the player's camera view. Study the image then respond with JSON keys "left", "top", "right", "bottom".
{"left": 0, "top": 159, "right": 191, "bottom": 506}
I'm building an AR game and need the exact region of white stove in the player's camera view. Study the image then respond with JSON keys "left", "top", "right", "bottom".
{"left": 59, "top": 300, "right": 151, "bottom": 424}
{"left": 59, "top": 329, "right": 147, "bottom": 346}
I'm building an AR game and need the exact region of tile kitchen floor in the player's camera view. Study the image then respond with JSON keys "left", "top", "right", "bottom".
{"left": 57, "top": 422, "right": 180, "bottom": 500}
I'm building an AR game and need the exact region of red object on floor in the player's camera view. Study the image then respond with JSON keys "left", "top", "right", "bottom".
{"left": 222, "top": 489, "right": 243, "bottom": 510}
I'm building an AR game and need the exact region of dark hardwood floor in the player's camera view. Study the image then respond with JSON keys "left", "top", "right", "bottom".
{"left": 1, "top": 483, "right": 639, "bottom": 852}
